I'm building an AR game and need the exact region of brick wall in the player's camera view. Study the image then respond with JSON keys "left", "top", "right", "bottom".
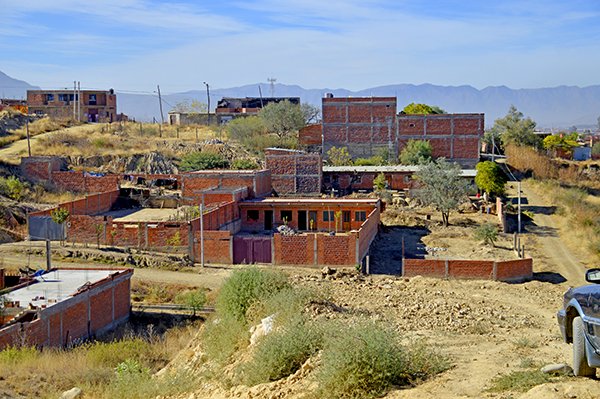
{"left": 322, "top": 97, "right": 397, "bottom": 159}
{"left": 50, "top": 172, "right": 119, "bottom": 193}
{"left": 265, "top": 148, "right": 322, "bottom": 194}
{"left": 30, "top": 190, "right": 119, "bottom": 217}
{"left": 299, "top": 124, "right": 322, "bottom": 146}
{"left": 273, "top": 232, "right": 357, "bottom": 266}
{"left": 323, "top": 171, "right": 415, "bottom": 193}
{"left": 357, "top": 207, "right": 379, "bottom": 261}
{"left": 193, "top": 230, "right": 233, "bottom": 264}
{"left": 181, "top": 170, "right": 271, "bottom": 200}
{"left": 0, "top": 269, "right": 132, "bottom": 349}
{"left": 20, "top": 156, "right": 66, "bottom": 182}
{"left": 402, "top": 258, "right": 533, "bottom": 281}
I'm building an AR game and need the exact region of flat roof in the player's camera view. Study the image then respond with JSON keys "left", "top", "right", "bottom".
{"left": 240, "top": 198, "right": 379, "bottom": 206}
{"left": 323, "top": 165, "right": 477, "bottom": 177}
{"left": 5, "top": 269, "right": 130, "bottom": 310}
{"left": 103, "top": 208, "right": 183, "bottom": 222}
{"left": 184, "top": 169, "right": 268, "bottom": 175}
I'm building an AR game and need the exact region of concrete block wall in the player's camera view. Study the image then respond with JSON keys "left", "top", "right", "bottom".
{"left": 265, "top": 148, "right": 322, "bottom": 195}
{"left": 0, "top": 269, "right": 132, "bottom": 349}
{"left": 402, "top": 258, "right": 533, "bottom": 281}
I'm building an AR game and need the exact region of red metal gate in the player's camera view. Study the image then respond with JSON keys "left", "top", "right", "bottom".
{"left": 233, "top": 236, "right": 272, "bottom": 264}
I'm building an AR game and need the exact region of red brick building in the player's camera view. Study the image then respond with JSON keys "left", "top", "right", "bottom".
{"left": 303, "top": 95, "right": 484, "bottom": 166}
{"left": 27, "top": 89, "right": 117, "bottom": 122}
{"left": 265, "top": 148, "right": 322, "bottom": 195}
{"left": 0, "top": 268, "right": 132, "bottom": 349}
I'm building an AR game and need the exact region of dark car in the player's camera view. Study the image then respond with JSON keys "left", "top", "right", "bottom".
{"left": 557, "top": 268, "right": 600, "bottom": 376}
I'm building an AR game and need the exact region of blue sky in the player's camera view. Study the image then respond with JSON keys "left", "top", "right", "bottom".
{"left": 1, "top": 0, "right": 600, "bottom": 93}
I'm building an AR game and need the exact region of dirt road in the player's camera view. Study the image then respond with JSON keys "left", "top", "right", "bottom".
{"left": 519, "top": 181, "right": 587, "bottom": 286}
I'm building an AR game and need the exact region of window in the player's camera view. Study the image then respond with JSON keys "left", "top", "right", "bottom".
{"left": 403, "top": 175, "right": 410, "bottom": 183}
{"left": 323, "top": 175, "right": 331, "bottom": 184}
{"left": 247, "top": 210, "right": 259, "bottom": 221}
{"left": 323, "top": 211, "right": 334, "bottom": 222}
{"left": 355, "top": 211, "right": 367, "bottom": 222}
{"left": 332, "top": 175, "right": 339, "bottom": 183}
{"left": 280, "top": 210, "right": 292, "bottom": 223}
{"left": 58, "top": 94, "right": 74, "bottom": 102}
{"left": 89, "top": 94, "right": 97, "bottom": 105}
{"left": 46, "top": 94, "right": 54, "bottom": 102}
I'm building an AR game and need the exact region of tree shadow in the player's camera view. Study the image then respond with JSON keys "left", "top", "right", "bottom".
{"left": 369, "top": 226, "right": 430, "bottom": 275}
{"left": 522, "top": 205, "right": 557, "bottom": 215}
{"left": 526, "top": 224, "right": 559, "bottom": 237}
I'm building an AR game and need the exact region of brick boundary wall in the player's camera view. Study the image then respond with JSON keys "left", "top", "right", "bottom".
{"left": 0, "top": 269, "right": 132, "bottom": 349}
{"left": 50, "top": 172, "right": 119, "bottom": 194}
{"left": 402, "top": 258, "right": 533, "bottom": 282}
{"left": 273, "top": 232, "right": 357, "bottom": 266}
{"left": 20, "top": 156, "right": 66, "bottom": 182}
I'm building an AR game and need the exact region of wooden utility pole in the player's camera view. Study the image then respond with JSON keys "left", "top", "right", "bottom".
{"left": 203, "top": 82, "right": 210, "bottom": 125}
{"left": 157, "top": 85, "right": 165, "bottom": 126}
{"left": 26, "top": 118, "right": 31, "bottom": 157}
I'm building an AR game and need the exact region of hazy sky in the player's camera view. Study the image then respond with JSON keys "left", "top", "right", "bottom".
{"left": 1, "top": 0, "right": 600, "bottom": 93}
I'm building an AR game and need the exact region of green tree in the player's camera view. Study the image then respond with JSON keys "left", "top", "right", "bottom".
{"left": 179, "top": 152, "right": 229, "bottom": 171}
{"left": 259, "top": 100, "right": 305, "bottom": 140}
{"left": 415, "top": 159, "right": 469, "bottom": 226}
{"left": 491, "top": 106, "right": 541, "bottom": 149}
{"left": 401, "top": 103, "right": 446, "bottom": 115}
{"left": 50, "top": 207, "right": 69, "bottom": 245}
{"left": 373, "top": 172, "right": 387, "bottom": 191}
{"left": 231, "top": 158, "right": 259, "bottom": 170}
{"left": 474, "top": 223, "right": 498, "bottom": 247}
{"left": 399, "top": 140, "right": 433, "bottom": 165}
{"left": 0, "top": 176, "right": 25, "bottom": 201}
{"left": 475, "top": 161, "right": 507, "bottom": 197}
{"left": 542, "top": 133, "right": 578, "bottom": 155}
{"left": 592, "top": 141, "right": 600, "bottom": 157}
{"left": 482, "top": 129, "right": 504, "bottom": 154}
{"left": 175, "top": 289, "right": 206, "bottom": 316}
{"left": 326, "top": 146, "right": 352, "bottom": 166}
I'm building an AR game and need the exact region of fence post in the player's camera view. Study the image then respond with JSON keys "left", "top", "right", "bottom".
{"left": 445, "top": 259, "right": 449, "bottom": 279}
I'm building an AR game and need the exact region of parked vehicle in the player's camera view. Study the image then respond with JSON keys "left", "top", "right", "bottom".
{"left": 557, "top": 268, "right": 600, "bottom": 376}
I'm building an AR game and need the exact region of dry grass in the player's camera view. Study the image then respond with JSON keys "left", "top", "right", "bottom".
{"left": 0, "top": 321, "right": 201, "bottom": 398}
{"left": 33, "top": 122, "right": 221, "bottom": 158}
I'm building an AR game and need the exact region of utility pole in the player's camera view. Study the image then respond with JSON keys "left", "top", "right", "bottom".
{"left": 77, "top": 81, "right": 81, "bottom": 122}
{"left": 517, "top": 181, "right": 522, "bottom": 234}
{"left": 267, "top": 77, "right": 276, "bottom": 97}
{"left": 26, "top": 118, "right": 31, "bottom": 157}
{"left": 258, "top": 85, "right": 264, "bottom": 108}
{"left": 491, "top": 133, "right": 496, "bottom": 162}
{"left": 200, "top": 195, "right": 205, "bottom": 268}
{"left": 203, "top": 82, "right": 210, "bottom": 125}
{"left": 157, "top": 85, "right": 165, "bottom": 126}
{"left": 73, "top": 81, "right": 77, "bottom": 121}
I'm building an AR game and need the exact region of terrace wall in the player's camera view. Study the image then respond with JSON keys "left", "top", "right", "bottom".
{"left": 0, "top": 269, "right": 132, "bottom": 349}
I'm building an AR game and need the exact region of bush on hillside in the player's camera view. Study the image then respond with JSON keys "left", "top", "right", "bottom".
{"left": 179, "top": 151, "right": 229, "bottom": 171}
{"left": 231, "top": 158, "right": 259, "bottom": 170}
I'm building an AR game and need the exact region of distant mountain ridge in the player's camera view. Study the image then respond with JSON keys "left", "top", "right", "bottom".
{"left": 1, "top": 69, "right": 599, "bottom": 129}
{"left": 0, "top": 71, "right": 40, "bottom": 100}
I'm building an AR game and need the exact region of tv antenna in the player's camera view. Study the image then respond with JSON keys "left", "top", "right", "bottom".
{"left": 267, "top": 77, "right": 277, "bottom": 97}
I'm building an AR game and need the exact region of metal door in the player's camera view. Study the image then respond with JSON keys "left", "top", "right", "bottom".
{"left": 233, "top": 236, "right": 272, "bottom": 264}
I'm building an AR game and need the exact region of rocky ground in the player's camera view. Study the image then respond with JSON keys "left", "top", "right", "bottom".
{"left": 160, "top": 267, "right": 600, "bottom": 399}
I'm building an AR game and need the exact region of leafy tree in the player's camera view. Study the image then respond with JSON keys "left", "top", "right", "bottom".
{"left": 475, "top": 161, "right": 507, "bottom": 197}
{"left": 490, "top": 106, "right": 541, "bottom": 149}
{"left": 259, "top": 100, "right": 305, "bottom": 140}
{"left": 327, "top": 146, "right": 352, "bottom": 166}
{"left": 301, "top": 103, "right": 321, "bottom": 124}
{"left": 415, "top": 159, "right": 469, "bottom": 226}
{"left": 227, "top": 116, "right": 266, "bottom": 142}
{"left": 171, "top": 99, "right": 208, "bottom": 113}
{"left": 542, "top": 133, "right": 578, "bottom": 155}
{"left": 401, "top": 103, "right": 446, "bottom": 115}
{"left": 179, "top": 152, "right": 229, "bottom": 171}
{"left": 0, "top": 177, "right": 25, "bottom": 201}
{"left": 50, "top": 207, "right": 69, "bottom": 245}
{"left": 399, "top": 140, "right": 433, "bottom": 165}
{"left": 373, "top": 172, "right": 387, "bottom": 191}
{"left": 482, "top": 129, "right": 504, "bottom": 154}
{"left": 474, "top": 223, "right": 498, "bottom": 247}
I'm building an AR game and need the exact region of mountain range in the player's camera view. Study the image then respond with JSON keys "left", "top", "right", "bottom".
{"left": 2, "top": 70, "right": 599, "bottom": 129}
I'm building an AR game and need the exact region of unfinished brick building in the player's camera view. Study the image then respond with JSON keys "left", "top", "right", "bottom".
{"left": 265, "top": 148, "right": 322, "bottom": 195}
{"left": 27, "top": 89, "right": 117, "bottom": 122}
{"left": 303, "top": 95, "right": 484, "bottom": 166}
{"left": 0, "top": 268, "right": 132, "bottom": 349}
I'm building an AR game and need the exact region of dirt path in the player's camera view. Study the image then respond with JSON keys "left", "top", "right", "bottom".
{"left": 0, "top": 124, "right": 98, "bottom": 165}
{"left": 519, "top": 181, "right": 587, "bottom": 286}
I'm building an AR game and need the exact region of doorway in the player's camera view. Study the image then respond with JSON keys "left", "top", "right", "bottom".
{"left": 342, "top": 211, "right": 351, "bottom": 231}
{"left": 308, "top": 211, "right": 317, "bottom": 231}
{"left": 298, "top": 210, "right": 307, "bottom": 231}
{"left": 264, "top": 210, "right": 273, "bottom": 231}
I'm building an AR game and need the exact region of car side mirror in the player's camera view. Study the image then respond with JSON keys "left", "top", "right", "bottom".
{"left": 585, "top": 268, "right": 600, "bottom": 284}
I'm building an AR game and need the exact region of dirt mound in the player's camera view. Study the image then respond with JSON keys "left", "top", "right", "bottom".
{"left": 0, "top": 109, "right": 36, "bottom": 135}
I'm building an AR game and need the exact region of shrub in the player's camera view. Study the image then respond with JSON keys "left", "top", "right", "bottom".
{"left": 202, "top": 314, "right": 249, "bottom": 364}
{"left": 317, "top": 321, "right": 449, "bottom": 398}
{"left": 84, "top": 338, "right": 153, "bottom": 367}
{"left": 174, "top": 289, "right": 207, "bottom": 316}
{"left": 327, "top": 146, "right": 352, "bottom": 166}
{"left": 473, "top": 223, "right": 498, "bottom": 247}
{"left": 399, "top": 139, "right": 432, "bottom": 165}
{"left": 487, "top": 370, "right": 549, "bottom": 392}
{"left": 373, "top": 172, "right": 387, "bottom": 191}
{"left": 179, "top": 151, "right": 229, "bottom": 171}
{"left": 0, "top": 176, "right": 25, "bottom": 200}
{"left": 239, "top": 318, "right": 322, "bottom": 385}
{"left": 354, "top": 155, "right": 385, "bottom": 166}
{"left": 215, "top": 268, "right": 289, "bottom": 322}
{"left": 231, "top": 158, "right": 259, "bottom": 170}
{"left": 475, "top": 161, "right": 507, "bottom": 197}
